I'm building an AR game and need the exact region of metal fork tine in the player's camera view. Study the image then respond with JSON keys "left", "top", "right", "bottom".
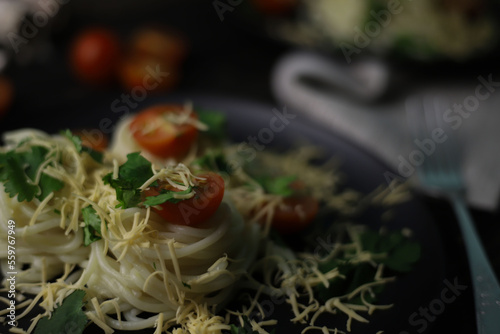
{"left": 406, "top": 94, "right": 500, "bottom": 334}
{"left": 433, "top": 95, "right": 463, "bottom": 188}
{"left": 405, "top": 96, "right": 429, "bottom": 183}
{"left": 423, "top": 94, "right": 442, "bottom": 187}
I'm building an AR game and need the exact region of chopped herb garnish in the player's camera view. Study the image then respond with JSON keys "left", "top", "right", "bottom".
{"left": 360, "top": 229, "right": 421, "bottom": 272}
{"left": 143, "top": 187, "right": 193, "bottom": 207}
{"left": 255, "top": 175, "right": 297, "bottom": 197}
{"left": 0, "top": 146, "right": 64, "bottom": 202}
{"left": 315, "top": 229, "right": 421, "bottom": 303}
{"left": 197, "top": 110, "right": 226, "bottom": 140}
{"left": 182, "top": 281, "right": 191, "bottom": 289}
{"left": 81, "top": 206, "right": 103, "bottom": 246}
{"left": 193, "top": 151, "right": 231, "bottom": 174}
{"left": 33, "top": 290, "right": 87, "bottom": 334}
{"left": 61, "top": 129, "right": 103, "bottom": 163}
{"left": 61, "top": 129, "right": 83, "bottom": 152}
{"left": 103, "top": 152, "right": 154, "bottom": 209}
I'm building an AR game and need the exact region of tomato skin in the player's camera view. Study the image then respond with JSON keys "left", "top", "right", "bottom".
{"left": 0, "top": 75, "right": 13, "bottom": 118}
{"left": 270, "top": 196, "right": 319, "bottom": 234}
{"left": 144, "top": 172, "right": 225, "bottom": 226}
{"left": 72, "top": 129, "right": 109, "bottom": 152}
{"left": 129, "top": 104, "right": 198, "bottom": 160}
{"left": 70, "top": 27, "right": 121, "bottom": 85}
{"left": 129, "top": 27, "right": 188, "bottom": 66}
{"left": 118, "top": 55, "right": 178, "bottom": 93}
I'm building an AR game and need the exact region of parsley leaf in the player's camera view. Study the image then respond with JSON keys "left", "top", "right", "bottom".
{"left": 33, "top": 290, "right": 87, "bottom": 334}
{"left": 256, "top": 175, "right": 297, "bottom": 197}
{"left": 197, "top": 110, "right": 226, "bottom": 140}
{"left": 0, "top": 146, "right": 64, "bottom": 202}
{"left": 82, "top": 206, "right": 102, "bottom": 246}
{"left": 103, "top": 152, "right": 154, "bottom": 208}
{"left": 143, "top": 187, "right": 193, "bottom": 207}
{"left": 62, "top": 129, "right": 103, "bottom": 163}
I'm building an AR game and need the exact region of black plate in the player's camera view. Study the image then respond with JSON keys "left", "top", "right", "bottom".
{"left": 1, "top": 95, "right": 445, "bottom": 334}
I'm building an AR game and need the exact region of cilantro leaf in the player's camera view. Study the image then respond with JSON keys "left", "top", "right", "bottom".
{"left": 256, "top": 175, "right": 297, "bottom": 197}
{"left": 229, "top": 317, "right": 260, "bottom": 334}
{"left": 0, "top": 152, "right": 39, "bottom": 201}
{"left": 360, "top": 230, "right": 421, "bottom": 273}
{"left": 0, "top": 146, "right": 64, "bottom": 202}
{"left": 62, "top": 129, "right": 103, "bottom": 163}
{"left": 197, "top": 110, "right": 226, "bottom": 140}
{"left": 143, "top": 187, "right": 193, "bottom": 207}
{"left": 61, "top": 129, "right": 83, "bottom": 153}
{"left": 103, "top": 152, "right": 154, "bottom": 208}
{"left": 193, "top": 151, "right": 231, "bottom": 174}
{"left": 82, "top": 206, "right": 102, "bottom": 246}
{"left": 34, "top": 290, "right": 87, "bottom": 334}
{"left": 314, "top": 229, "right": 421, "bottom": 303}
{"left": 38, "top": 173, "right": 65, "bottom": 201}
{"left": 82, "top": 146, "right": 103, "bottom": 163}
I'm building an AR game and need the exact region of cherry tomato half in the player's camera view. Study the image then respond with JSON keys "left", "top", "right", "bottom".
{"left": 270, "top": 196, "right": 318, "bottom": 234}
{"left": 144, "top": 172, "right": 225, "bottom": 226}
{"left": 129, "top": 104, "right": 198, "bottom": 160}
{"left": 72, "top": 129, "right": 109, "bottom": 152}
{"left": 69, "top": 27, "right": 121, "bottom": 85}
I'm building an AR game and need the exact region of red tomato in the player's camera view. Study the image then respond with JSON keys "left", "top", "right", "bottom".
{"left": 270, "top": 196, "right": 319, "bottom": 234}
{"left": 129, "top": 104, "right": 198, "bottom": 160}
{"left": 144, "top": 172, "right": 225, "bottom": 226}
{"left": 129, "top": 27, "right": 188, "bottom": 66}
{"left": 0, "top": 75, "right": 13, "bottom": 118}
{"left": 69, "top": 27, "right": 121, "bottom": 85}
{"left": 72, "top": 129, "right": 109, "bottom": 152}
{"left": 251, "top": 0, "right": 297, "bottom": 15}
{"left": 118, "top": 55, "right": 178, "bottom": 93}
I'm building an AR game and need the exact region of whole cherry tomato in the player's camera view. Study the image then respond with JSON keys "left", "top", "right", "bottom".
{"left": 0, "top": 75, "right": 13, "bottom": 118}
{"left": 69, "top": 27, "right": 121, "bottom": 85}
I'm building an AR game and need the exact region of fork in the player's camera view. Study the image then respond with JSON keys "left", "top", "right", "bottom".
{"left": 406, "top": 95, "right": 500, "bottom": 334}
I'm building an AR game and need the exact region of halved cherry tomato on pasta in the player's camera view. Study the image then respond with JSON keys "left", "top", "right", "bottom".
{"left": 270, "top": 196, "right": 319, "bottom": 234}
{"left": 144, "top": 172, "right": 225, "bottom": 226}
{"left": 129, "top": 104, "right": 198, "bottom": 160}
{"left": 72, "top": 129, "right": 109, "bottom": 152}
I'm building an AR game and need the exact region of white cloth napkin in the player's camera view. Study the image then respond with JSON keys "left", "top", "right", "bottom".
{"left": 272, "top": 51, "right": 500, "bottom": 211}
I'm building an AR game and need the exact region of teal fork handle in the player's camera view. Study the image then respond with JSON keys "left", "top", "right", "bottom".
{"left": 451, "top": 194, "right": 500, "bottom": 334}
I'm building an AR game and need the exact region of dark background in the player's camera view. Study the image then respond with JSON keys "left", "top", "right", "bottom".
{"left": 1, "top": 1, "right": 500, "bottom": 333}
